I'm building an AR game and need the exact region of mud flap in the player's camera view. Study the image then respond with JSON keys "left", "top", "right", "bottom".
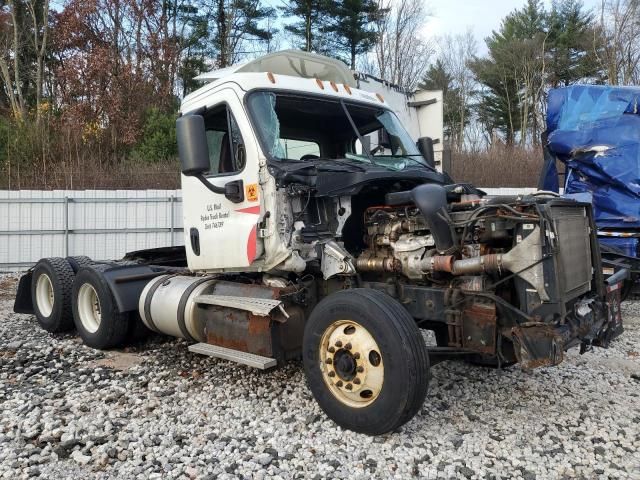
{"left": 511, "top": 324, "right": 564, "bottom": 369}
{"left": 13, "top": 271, "right": 34, "bottom": 314}
{"left": 595, "top": 282, "right": 624, "bottom": 347}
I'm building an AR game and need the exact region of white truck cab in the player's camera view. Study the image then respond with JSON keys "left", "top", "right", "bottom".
{"left": 177, "top": 50, "right": 444, "bottom": 275}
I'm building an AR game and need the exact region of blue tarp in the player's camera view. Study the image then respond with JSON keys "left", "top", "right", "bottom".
{"left": 542, "top": 85, "right": 640, "bottom": 229}
{"left": 599, "top": 236, "right": 640, "bottom": 258}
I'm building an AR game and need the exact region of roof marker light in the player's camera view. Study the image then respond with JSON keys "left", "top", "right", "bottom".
{"left": 376, "top": 93, "right": 384, "bottom": 103}
{"left": 267, "top": 72, "right": 276, "bottom": 84}
{"left": 330, "top": 81, "right": 338, "bottom": 92}
{"left": 315, "top": 78, "right": 325, "bottom": 90}
{"left": 343, "top": 84, "right": 352, "bottom": 95}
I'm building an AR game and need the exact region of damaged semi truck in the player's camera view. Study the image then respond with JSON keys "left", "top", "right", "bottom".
{"left": 14, "top": 51, "right": 625, "bottom": 435}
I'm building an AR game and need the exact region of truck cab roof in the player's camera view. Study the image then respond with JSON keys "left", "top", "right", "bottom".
{"left": 181, "top": 50, "right": 385, "bottom": 115}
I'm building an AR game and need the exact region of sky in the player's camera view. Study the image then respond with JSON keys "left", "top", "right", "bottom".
{"left": 425, "top": 0, "right": 602, "bottom": 53}
{"left": 264, "top": 0, "right": 604, "bottom": 56}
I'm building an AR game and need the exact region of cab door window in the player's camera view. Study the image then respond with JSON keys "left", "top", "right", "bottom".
{"left": 203, "top": 105, "right": 246, "bottom": 175}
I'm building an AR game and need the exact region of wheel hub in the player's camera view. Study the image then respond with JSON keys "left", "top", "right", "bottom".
{"left": 77, "top": 283, "right": 102, "bottom": 334}
{"left": 35, "top": 273, "right": 54, "bottom": 317}
{"left": 333, "top": 349, "right": 357, "bottom": 381}
{"left": 319, "top": 320, "right": 384, "bottom": 408}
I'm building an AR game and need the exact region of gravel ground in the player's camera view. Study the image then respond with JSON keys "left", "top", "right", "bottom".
{"left": 1, "top": 273, "right": 639, "bottom": 480}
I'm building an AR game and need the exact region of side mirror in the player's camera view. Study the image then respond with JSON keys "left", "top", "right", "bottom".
{"left": 177, "top": 115, "right": 210, "bottom": 176}
{"left": 417, "top": 136, "right": 436, "bottom": 168}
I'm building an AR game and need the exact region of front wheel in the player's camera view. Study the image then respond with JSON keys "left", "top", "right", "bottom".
{"left": 303, "top": 289, "right": 430, "bottom": 435}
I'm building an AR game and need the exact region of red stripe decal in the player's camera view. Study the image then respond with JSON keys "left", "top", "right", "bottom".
{"left": 236, "top": 206, "right": 261, "bottom": 215}
{"left": 247, "top": 225, "right": 257, "bottom": 263}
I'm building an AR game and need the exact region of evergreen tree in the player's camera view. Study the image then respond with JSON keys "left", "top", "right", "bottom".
{"left": 178, "top": 3, "right": 211, "bottom": 96}
{"left": 547, "top": 0, "right": 603, "bottom": 86}
{"left": 470, "top": 12, "right": 531, "bottom": 144}
{"left": 469, "top": 0, "right": 603, "bottom": 144}
{"left": 330, "top": 0, "right": 381, "bottom": 69}
{"left": 281, "top": 0, "right": 333, "bottom": 53}
{"left": 419, "top": 59, "right": 469, "bottom": 146}
{"left": 208, "top": 0, "right": 275, "bottom": 68}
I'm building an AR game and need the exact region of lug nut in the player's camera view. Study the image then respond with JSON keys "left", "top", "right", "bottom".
{"left": 328, "top": 371, "right": 336, "bottom": 377}
{"left": 353, "top": 352, "right": 360, "bottom": 359}
{"left": 344, "top": 343, "right": 352, "bottom": 350}
{"left": 345, "top": 383, "right": 353, "bottom": 390}
{"left": 336, "top": 380, "right": 343, "bottom": 387}
{"left": 328, "top": 347, "right": 335, "bottom": 353}
{"left": 325, "top": 358, "right": 332, "bottom": 365}
{"left": 335, "top": 340, "right": 343, "bottom": 348}
{"left": 353, "top": 378, "right": 361, "bottom": 385}
{"left": 357, "top": 366, "right": 364, "bottom": 373}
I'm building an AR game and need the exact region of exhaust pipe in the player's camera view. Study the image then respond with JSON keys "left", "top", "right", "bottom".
{"left": 430, "top": 226, "right": 548, "bottom": 300}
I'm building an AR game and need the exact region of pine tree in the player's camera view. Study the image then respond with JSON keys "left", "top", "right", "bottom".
{"left": 178, "top": 3, "right": 211, "bottom": 96}
{"left": 419, "top": 60, "right": 469, "bottom": 146}
{"left": 547, "top": 0, "right": 603, "bottom": 86}
{"left": 330, "top": 0, "right": 381, "bottom": 69}
{"left": 208, "top": 0, "right": 275, "bottom": 68}
{"left": 280, "top": 0, "right": 333, "bottom": 53}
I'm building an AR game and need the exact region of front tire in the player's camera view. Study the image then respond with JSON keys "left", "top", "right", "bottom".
{"left": 72, "top": 267, "right": 129, "bottom": 349}
{"left": 31, "top": 258, "right": 75, "bottom": 333}
{"left": 303, "top": 289, "right": 430, "bottom": 435}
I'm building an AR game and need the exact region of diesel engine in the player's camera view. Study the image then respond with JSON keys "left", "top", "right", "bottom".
{"left": 286, "top": 182, "right": 622, "bottom": 369}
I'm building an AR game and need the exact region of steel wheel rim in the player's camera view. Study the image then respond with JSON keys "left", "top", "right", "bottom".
{"left": 35, "top": 273, "right": 54, "bottom": 317}
{"left": 77, "top": 283, "right": 101, "bottom": 333}
{"left": 319, "top": 320, "right": 384, "bottom": 408}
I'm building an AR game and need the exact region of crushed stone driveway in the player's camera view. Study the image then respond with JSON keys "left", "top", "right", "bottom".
{"left": 1, "top": 273, "right": 639, "bottom": 479}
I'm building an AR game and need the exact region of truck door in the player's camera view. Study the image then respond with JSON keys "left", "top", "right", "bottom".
{"left": 182, "top": 89, "right": 263, "bottom": 271}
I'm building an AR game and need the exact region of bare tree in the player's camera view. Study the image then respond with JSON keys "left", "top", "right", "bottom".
{"left": 597, "top": 0, "right": 640, "bottom": 85}
{"left": 438, "top": 31, "right": 477, "bottom": 150}
{"left": 0, "top": 0, "right": 26, "bottom": 118}
{"left": 371, "top": 0, "right": 434, "bottom": 90}
{"left": 26, "top": 0, "right": 50, "bottom": 121}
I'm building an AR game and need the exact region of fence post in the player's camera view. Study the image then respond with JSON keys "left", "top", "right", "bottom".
{"left": 63, "top": 196, "right": 69, "bottom": 257}
{"left": 169, "top": 194, "right": 174, "bottom": 247}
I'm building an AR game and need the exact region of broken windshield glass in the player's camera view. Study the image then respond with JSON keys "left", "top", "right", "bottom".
{"left": 246, "top": 91, "right": 428, "bottom": 171}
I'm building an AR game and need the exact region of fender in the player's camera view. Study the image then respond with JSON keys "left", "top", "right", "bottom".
{"left": 99, "top": 264, "right": 179, "bottom": 313}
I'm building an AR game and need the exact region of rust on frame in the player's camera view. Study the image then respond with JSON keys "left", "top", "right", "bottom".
{"left": 461, "top": 300, "right": 497, "bottom": 354}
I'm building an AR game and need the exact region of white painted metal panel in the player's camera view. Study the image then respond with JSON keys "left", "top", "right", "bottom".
{"left": 0, "top": 190, "right": 182, "bottom": 271}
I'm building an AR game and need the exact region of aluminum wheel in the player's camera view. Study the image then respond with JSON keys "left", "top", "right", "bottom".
{"left": 319, "top": 319, "right": 384, "bottom": 408}
{"left": 35, "top": 273, "right": 55, "bottom": 317}
{"left": 76, "top": 283, "right": 102, "bottom": 333}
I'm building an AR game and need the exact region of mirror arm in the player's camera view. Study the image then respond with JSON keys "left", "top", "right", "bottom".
{"left": 195, "top": 174, "right": 226, "bottom": 194}
{"left": 195, "top": 175, "right": 244, "bottom": 204}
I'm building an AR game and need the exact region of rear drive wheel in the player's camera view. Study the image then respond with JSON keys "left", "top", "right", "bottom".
{"left": 72, "top": 267, "right": 129, "bottom": 349}
{"left": 66, "top": 255, "right": 94, "bottom": 273}
{"left": 31, "top": 258, "right": 75, "bottom": 332}
{"left": 303, "top": 289, "right": 430, "bottom": 435}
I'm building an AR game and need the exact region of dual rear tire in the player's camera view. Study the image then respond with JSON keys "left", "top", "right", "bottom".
{"left": 71, "top": 267, "right": 130, "bottom": 349}
{"left": 31, "top": 258, "right": 75, "bottom": 333}
{"left": 31, "top": 258, "right": 139, "bottom": 349}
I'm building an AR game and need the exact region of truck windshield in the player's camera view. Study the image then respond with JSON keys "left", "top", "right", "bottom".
{"left": 247, "top": 91, "right": 427, "bottom": 171}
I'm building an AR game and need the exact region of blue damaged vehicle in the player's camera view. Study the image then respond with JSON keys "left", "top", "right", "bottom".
{"left": 540, "top": 85, "right": 640, "bottom": 299}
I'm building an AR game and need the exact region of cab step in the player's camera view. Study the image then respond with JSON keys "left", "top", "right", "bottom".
{"left": 188, "top": 343, "right": 277, "bottom": 370}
